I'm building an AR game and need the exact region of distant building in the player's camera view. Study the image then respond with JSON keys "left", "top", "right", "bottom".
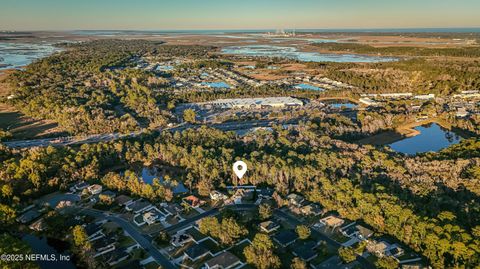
{"left": 196, "top": 97, "right": 303, "bottom": 110}
{"left": 456, "top": 107, "right": 469, "bottom": 118}
{"left": 359, "top": 97, "right": 379, "bottom": 106}
{"left": 414, "top": 94, "right": 435, "bottom": 100}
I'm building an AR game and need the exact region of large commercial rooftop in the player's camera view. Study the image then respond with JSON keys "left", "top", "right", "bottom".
{"left": 196, "top": 96, "right": 304, "bottom": 109}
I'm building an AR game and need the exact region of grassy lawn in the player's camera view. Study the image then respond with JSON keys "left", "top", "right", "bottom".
{"left": 130, "top": 248, "right": 147, "bottom": 260}
{"left": 118, "top": 235, "right": 136, "bottom": 248}
{"left": 181, "top": 208, "right": 200, "bottom": 219}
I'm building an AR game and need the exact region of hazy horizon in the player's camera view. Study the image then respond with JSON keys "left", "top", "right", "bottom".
{"left": 1, "top": 0, "right": 480, "bottom": 31}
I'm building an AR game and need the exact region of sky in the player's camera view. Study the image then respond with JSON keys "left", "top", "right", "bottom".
{"left": 1, "top": 0, "right": 480, "bottom": 31}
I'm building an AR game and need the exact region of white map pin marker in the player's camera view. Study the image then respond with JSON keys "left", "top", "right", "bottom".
{"left": 233, "top": 160, "right": 247, "bottom": 179}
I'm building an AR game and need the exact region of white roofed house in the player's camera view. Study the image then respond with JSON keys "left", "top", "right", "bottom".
{"left": 287, "top": 193, "right": 305, "bottom": 207}
{"left": 318, "top": 215, "right": 345, "bottom": 231}
{"left": 210, "top": 190, "right": 228, "bottom": 201}
{"left": 88, "top": 184, "right": 103, "bottom": 195}
{"left": 143, "top": 211, "right": 159, "bottom": 225}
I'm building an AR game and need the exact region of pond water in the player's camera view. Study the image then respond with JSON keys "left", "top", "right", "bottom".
{"left": 221, "top": 45, "right": 397, "bottom": 63}
{"left": 201, "top": 81, "right": 231, "bottom": 88}
{"left": 140, "top": 167, "right": 188, "bottom": 194}
{"left": 22, "top": 235, "right": 76, "bottom": 269}
{"left": 388, "top": 123, "right": 463, "bottom": 155}
{"left": 156, "top": 65, "right": 174, "bottom": 72}
{"left": 328, "top": 102, "right": 358, "bottom": 109}
{"left": 0, "top": 42, "right": 59, "bottom": 70}
{"left": 294, "top": 83, "right": 325, "bottom": 91}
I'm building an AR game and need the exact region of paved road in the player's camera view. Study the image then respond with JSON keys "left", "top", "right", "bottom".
{"left": 78, "top": 208, "right": 176, "bottom": 269}
{"left": 159, "top": 204, "right": 256, "bottom": 234}
{"left": 78, "top": 203, "right": 374, "bottom": 269}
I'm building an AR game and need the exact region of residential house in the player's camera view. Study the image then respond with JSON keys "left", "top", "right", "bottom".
{"left": 115, "top": 195, "right": 133, "bottom": 207}
{"left": 184, "top": 244, "right": 212, "bottom": 262}
{"left": 182, "top": 195, "right": 205, "bottom": 208}
{"left": 100, "top": 190, "right": 117, "bottom": 199}
{"left": 273, "top": 230, "right": 298, "bottom": 247}
{"left": 93, "top": 236, "right": 117, "bottom": 257}
{"left": 287, "top": 193, "right": 305, "bottom": 207}
{"left": 171, "top": 232, "right": 193, "bottom": 247}
{"left": 259, "top": 220, "right": 280, "bottom": 234}
{"left": 319, "top": 216, "right": 345, "bottom": 230}
{"left": 300, "top": 204, "right": 324, "bottom": 216}
{"left": 88, "top": 184, "right": 103, "bottom": 195}
{"left": 143, "top": 211, "right": 160, "bottom": 225}
{"left": 103, "top": 247, "right": 129, "bottom": 266}
{"left": 340, "top": 223, "right": 374, "bottom": 241}
{"left": 387, "top": 244, "right": 405, "bottom": 258}
{"left": 126, "top": 200, "right": 153, "bottom": 214}
{"left": 56, "top": 200, "right": 73, "bottom": 209}
{"left": 17, "top": 209, "right": 41, "bottom": 224}
{"left": 367, "top": 240, "right": 404, "bottom": 258}
{"left": 210, "top": 191, "right": 228, "bottom": 201}
{"left": 204, "top": 251, "right": 242, "bottom": 269}
{"left": 164, "top": 203, "right": 184, "bottom": 217}
{"left": 29, "top": 218, "right": 47, "bottom": 231}
{"left": 85, "top": 223, "right": 104, "bottom": 241}
{"left": 74, "top": 182, "right": 90, "bottom": 191}
{"left": 292, "top": 241, "right": 319, "bottom": 262}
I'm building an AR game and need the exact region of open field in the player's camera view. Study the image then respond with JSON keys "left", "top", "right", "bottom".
{"left": 0, "top": 71, "right": 63, "bottom": 139}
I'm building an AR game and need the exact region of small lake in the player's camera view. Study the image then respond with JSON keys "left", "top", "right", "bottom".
{"left": 156, "top": 65, "right": 174, "bottom": 72}
{"left": 221, "top": 45, "right": 397, "bottom": 63}
{"left": 388, "top": 123, "right": 463, "bottom": 155}
{"left": 201, "top": 81, "right": 231, "bottom": 89}
{"left": 22, "top": 235, "right": 76, "bottom": 269}
{"left": 0, "top": 42, "right": 59, "bottom": 70}
{"left": 294, "top": 83, "right": 325, "bottom": 91}
{"left": 328, "top": 102, "right": 358, "bottom": 109}
{"left": 141, "top": 167, "right": 188, "bottom": 194}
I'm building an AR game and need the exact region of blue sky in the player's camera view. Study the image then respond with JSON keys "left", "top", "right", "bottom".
{"left": 1, "top": 0, "right": 479, "bottom": 30}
